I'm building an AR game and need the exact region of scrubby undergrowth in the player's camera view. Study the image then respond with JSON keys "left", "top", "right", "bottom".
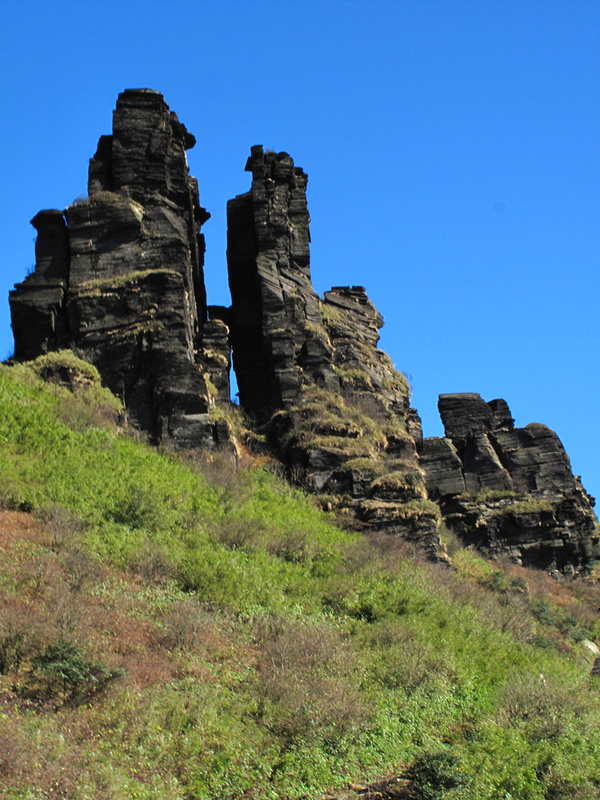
{"left": 0, "top": 356, "right": 599, "bottom": 800}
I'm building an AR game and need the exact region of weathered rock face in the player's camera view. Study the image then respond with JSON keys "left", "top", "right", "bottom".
{"left": 10, "top": 210, "right": 70, "bottom": 361}
{"left": 227, "top": 147, "right": 439, "bottom": 556}
{"left": 227, "top": 145, "right": 337, "bottom": 413}
{"left": 9, "top": 89, "right": 230, "bottom": 449}
{"left": 421, "top": 394, "right": 600, "bottom": 572}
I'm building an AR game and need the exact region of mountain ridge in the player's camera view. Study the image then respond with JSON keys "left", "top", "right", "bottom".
{"left": 8, "top": 89, "right": 599, "bottom": 575}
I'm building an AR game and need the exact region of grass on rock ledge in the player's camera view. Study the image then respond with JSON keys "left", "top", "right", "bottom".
{"left": 0, "top": 356, "right": 599, "bottom": 800}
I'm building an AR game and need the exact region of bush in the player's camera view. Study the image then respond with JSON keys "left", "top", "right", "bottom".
{"left": 407, "top": 750, "right": 466, "bottom": 799}
{"left": 255, "top": 619, "right": 370, "bottom": 747}
{"left": 35, "top": 503, "right": 84, "bottom": 551}
{"left": 0, "top": 605, "right": 37, "bottom": 675}
{"left": 21, "top": 640, "right": 123, "bottom": 707}
{"left": 129, "top": 541, "right": 176, "bottom": 584}
{"left": 158, "top": 599, "right": 213, "bottom": 652}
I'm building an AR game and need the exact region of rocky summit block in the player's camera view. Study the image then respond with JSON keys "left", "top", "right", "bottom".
{"left": 421, "top": 393, "right": 600, "bottom": 573}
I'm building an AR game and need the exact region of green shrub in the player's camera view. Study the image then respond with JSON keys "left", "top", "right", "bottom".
{"left": 408, "top": 750, "right": 466, "bottom": 799}
{"left": 491, "top": 497, "right": 554, "bottom": 517}
{"left": 0, "top": 606, "right": 37, "bottom": 675}
{"left": 21, "top": 641, "right": 124, "bottom": 706}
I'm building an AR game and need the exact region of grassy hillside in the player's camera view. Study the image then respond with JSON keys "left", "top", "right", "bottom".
{"left": 1, "top": 355, "right": 599, "bottom": 800}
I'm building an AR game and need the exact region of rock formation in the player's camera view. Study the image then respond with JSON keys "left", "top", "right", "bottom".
{"left": 421, "top": 394, "right": 600, "bottom": 572}
{"left": 9, "top": 89, "right": 600, "bottom": 572}
{"left": 227, "top": 146, "right": 334, "bottom": 413}
{"left": 10, "top": 89, "right": 230, "bottom": 449}
{"left": 227, "top": 148, "right": 438, "bottom": 555}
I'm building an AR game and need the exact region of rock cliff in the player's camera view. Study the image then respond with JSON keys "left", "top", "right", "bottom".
{"left": 10, "top": 89, "right": 230, "bottom": 450}
{"left": 9, "top": 90, "right": 599, "bottom": 572}
{"left": 227, "top": 147, "right": 438, "bottom": 555}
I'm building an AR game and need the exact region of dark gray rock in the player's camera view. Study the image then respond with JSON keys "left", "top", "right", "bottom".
{"left": 491, "top": 424, "right": 576, "bottom": 494}
{"left": 226, "top": 146, "right": 437, "bottom": 553}
{"left": 421, "top": 438, "right": 465, "bottom": 498}
{"left": 422, "top": 393, "right": 599, "bottom": 573}
{"left": 9, "top": 210, "right": 70, "bottom": 360}
{"left": 201, "top": 307, "right": 232, "bottom": 404}
{"left": 10, "top": 90, "right": 226, "bottom": 451}
{"left": 440, "top": 490, "right": 599, "bottom": 572}
{"left": 438, "top": 393, "right": 496, "bottom": 440}
{"left": 227, "top": 145, "right": 333, "bottom": 414}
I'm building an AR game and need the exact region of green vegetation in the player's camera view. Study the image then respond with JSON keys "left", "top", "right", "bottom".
{"left": 303, "top": 320, "right": 330, "bottom": 342}
{"left": 281, "top": 385, "right": 389, "bottom": 455}
{"left": 320, "top": 301, "right": 345, "bottom": 326}
{"left": 334, "top": 366, "right": 373, "bottom": 391}
{"left": 490, "top": 497, "right": 555, "bottom": 517}
{"left": 20, "top": 641, "right": 124, "bottom": 707}
{"left": 0, "top": 358, "right": 599, "bottom": 799}
{"left": 74, "top": 268, "right": 181, "bottom": 297}
{"left": 469, "top": 488, "right": 520, "bottom": 503}
{"left": 370, "top": 469, "right": 426, "bottom": 497}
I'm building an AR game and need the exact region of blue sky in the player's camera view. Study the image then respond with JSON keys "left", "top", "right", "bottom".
{"left": 1, "top": 0, "right": 599, "bottom": 503}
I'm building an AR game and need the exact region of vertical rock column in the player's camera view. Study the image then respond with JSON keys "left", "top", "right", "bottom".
{"left": 66, "top": 89, "right": 215, "bottom": 445}
{"left": 227, "top": 146, "right": 334, "bottom": 415}
{"left": 9, "top": 210, "right": 70, "bottom": 360}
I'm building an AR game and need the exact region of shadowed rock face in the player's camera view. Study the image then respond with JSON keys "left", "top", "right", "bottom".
{"left": 421, "top": 393, "right": 600, "bottom": 573}
{"left": 10, "top": 210, "right": 70, "bottom": 361}
{"left": 9, "top": 89, "right": 230, "bottom": 448}
{"left": 227, "top": 145, "right": 335, "bottom": 413}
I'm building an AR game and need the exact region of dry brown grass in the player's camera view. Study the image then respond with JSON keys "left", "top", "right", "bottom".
{"left": 255, "top": 618, "right": 371, "bottom": 746}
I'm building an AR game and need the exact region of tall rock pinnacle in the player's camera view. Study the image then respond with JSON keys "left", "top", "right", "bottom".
{"left": 227, "top": 145, "right": 335, "bottom": 413}
{"left": 9, "top": 89, "right": 230, "bottom": 449}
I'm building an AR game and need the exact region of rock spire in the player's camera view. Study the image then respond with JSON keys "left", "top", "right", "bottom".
{"left": 10, "top": 89, "right": 230, "bottom": 448}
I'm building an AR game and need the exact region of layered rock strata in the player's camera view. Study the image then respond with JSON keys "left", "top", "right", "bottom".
{"left": 421, "top": 394, "right": 600, "bottom": 572}
{"left": 227, "top": 148, "right": 439, "bottom": 555}
{"left": 9, "top": 89, "right": 230, "bottom": 449}
{"left": 227, "top": 145, "right": 337, "bottom": 413}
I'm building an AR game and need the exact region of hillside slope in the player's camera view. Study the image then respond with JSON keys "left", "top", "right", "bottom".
{"left": 1, "top": 356, "right": 600, "bottom": 799}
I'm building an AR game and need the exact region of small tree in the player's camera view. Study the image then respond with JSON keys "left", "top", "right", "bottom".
{"left": 21, "top": 641, "right": 123, "bottom": 707}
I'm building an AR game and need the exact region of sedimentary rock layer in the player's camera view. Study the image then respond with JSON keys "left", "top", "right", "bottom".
{"left": 421, "top": 393, "right": 600, "bottom": 572}
{"left": 9, "top": 89, "right": 228, "bottom": 448}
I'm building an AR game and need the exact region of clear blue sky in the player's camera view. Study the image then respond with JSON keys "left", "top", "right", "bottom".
{"left": 1, "top": 0, "right": 599, "bottom": 503}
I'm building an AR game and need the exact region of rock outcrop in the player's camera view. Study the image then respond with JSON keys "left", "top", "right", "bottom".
{"left": 421, "top": 394, "right": 600, "bottom": 572}
{"left": 9, "top": 90, "right": 600, "bottom": 572}
{"left": 227, "top": 145, "right": 336, "bottom": 413}
{"left": 9, "top": 89, "right": 230, "bottom": 449}
{"left": 227, "top": 149, "right": 439, "bottom": 556}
